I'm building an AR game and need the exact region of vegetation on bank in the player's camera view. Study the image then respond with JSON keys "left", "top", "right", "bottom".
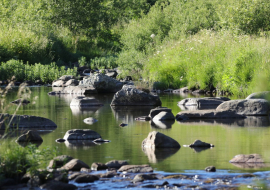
{"left": 1, "top": 0, "right": 270, "bottom": 95}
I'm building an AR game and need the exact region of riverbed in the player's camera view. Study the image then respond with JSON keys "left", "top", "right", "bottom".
{"left": 1, "top": 86, "right": 270, "bottom": 189}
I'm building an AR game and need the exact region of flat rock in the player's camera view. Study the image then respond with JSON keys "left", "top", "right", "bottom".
{"left": 149, "top": 107, "right": 172, "bottom": 119}
{"left": 118, "top": 165, "right": 153, "bottom": 173}
{"left": 133, "top": 174, "right": 158, "bottom": 183}
{"left": 142, "top": 131, "right": 180, "bottom": 148}
{"left": 16, "top": 130, "right": 43, "bottom": 142}
{"left": 229, "top": 154, "right": 264, "bottom": 163}
{"left": 110, "top": 85, "right": 161, "bottom": 106}
{"left": 63, "top": 129, "right": 101, "bottom": 140}
{"left": 217, "top": 99, "right": 270, "bottom": 116}
{"left": 61, "top": 159, "right": 90, "bottom": 171}
{"left": 0, "top": 114, "right": 57, "bottom": 129}
{"left": 73, "top": 173, "right": 99, "bottom": 183}
{"left": 70, "top": 96, "right": 103, "bottom": 107}
{"left": 105, "top": 160, "right": 129, "bottom": 169}
{"left": 49, "top": 86, "right": 97, "bottom": 95}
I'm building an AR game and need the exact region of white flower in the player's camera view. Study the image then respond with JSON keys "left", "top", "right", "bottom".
{"left": 150, "top": 34, "right": 155, "bottom": 39}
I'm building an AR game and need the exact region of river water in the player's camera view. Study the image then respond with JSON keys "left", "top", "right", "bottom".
{"left": 1, "top": 86, "right": 270, "bottom": 188}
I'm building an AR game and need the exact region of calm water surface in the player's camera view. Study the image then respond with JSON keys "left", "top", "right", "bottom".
{"left": 2, "top": 86, "right": 270, "bottom": 174}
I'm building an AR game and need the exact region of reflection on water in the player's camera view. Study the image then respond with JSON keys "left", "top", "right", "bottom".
{"left": 178, "top": 116, "right": 270, "bottom": 127}
{"left": 190, "top": 147, "right": 213, "bottom": 153}
{"left": 70, "top": 106, "right": 103, "bottom": 116}
{"left": 231, "top": 162, "right": 269, "bottom": 169}
{"left": 64, "top": 140, "right": 98, "bottom": 149}
{"left": 150, "top": 120, "right": 175, "bottom": 129}
{"left": 0, "top": 129, "right": 54, "bottom": 139}
{"left": 142, "top": 146, "right": 180, "bottom": 163}
{"left": 111, "top": 106, "right": 155, "bottom": 124}
{"left": 178, "top": 104, "right": 220, "bottom": 111}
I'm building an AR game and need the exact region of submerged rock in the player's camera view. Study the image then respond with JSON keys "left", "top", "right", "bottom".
{"left": 133, "top": 174, "right": 158, "bottom": 183}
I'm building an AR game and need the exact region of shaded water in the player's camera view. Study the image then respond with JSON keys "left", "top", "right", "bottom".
{"left": 2, "top": 86, "right": 270, "bottom": 175}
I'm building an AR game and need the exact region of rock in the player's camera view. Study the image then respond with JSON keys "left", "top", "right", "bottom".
{"left": 192, "top": 89, "right": 205, "bottom": 95}
{"left": 178, "top": 97, "right": 230, "bottom": 110}
{"left": 65, "top": 79, "right": 79, "bottom": 86}
{"left": 83, "top": 117, "right": 98, "bottom": 125}
{"left": 73, "top": 174, "right": 99, "bottom": 183}
{"left": 135, "top": 116, "right": 151, "bottom": 121}
{"left": 59, "top": 75, "right": 75, "bottom": 81}
{"left": 100, "top": 171, "right": 117, "bottom": 178}
{"left": 153, "top": 111, "right": 175, "bottom": 121}
{"left": 189, "top": 140, "right": 214, "bottom": 148}
{"left": 0, "top": 114, "right": 57, "bottom": 130}
{"left": 16, "top": 130, "right": 43, "bottom": 142}
{"left": 91, "top": 162, "right": 108, "bottom": 170}
{"left": 68, "top": 172, "right": 82, "bottom": 180}
{"left": 151, "top": 120, "right": 175, "bottom": 129}
{"left": 110, "top": 85, "right": 161, "bottom": 106}
{"left": 79, "top": 73, "right": 123, "bottom": 93}
{"left": 61, "top": 159, "right": 90, "bottom": 171}
{"left": 119, "top": 123, "right": 128, "bottom": 127}
{"left": 11, "top": 98, "right": 30, "bottom": 105}
{"left": 81, "top": 168, "right": 92, "bottom": 173}
{"left": 49, "top": 86, "right": 97, "bottom": 95}
{"left": 52, "top": 80, "right": 65, "bottom": 87}
{"left": 40, "top": 180, "right": 77, "bottom": 190}
{"left": 118, "top": 165, "right": 153, "bottom": 173}
{"left": 173, "top": 87, "right": 190, "bottom": 93}
{"left": 133, "top": 174, "right": 158, "bottom": 183}
{"left": 142, "top": 131, "right": 180, "bottom": 148}
{"left": 246, "top": 91, "right": 270, "bottom": 100}
{"left": 149, "top": 107, "right": 172, "bottom": 119}
{"left": 56, "top": 138, "right": 65, "bottom": 143}
{"left": 216, "top": 99, "right": 270, "bottom": 116}
{"left": 205, "top": 166, "right": 216, "bottom": 172}
{"left": 70, "top": 96, "right": 103, "bottom": 107}
{"left": 175, "top": 109, "right": 246, "bottom": 120}
{"left": 63, "top": 129, "right": 101, "bottom": 140}
{"left": 105, "top": 160, "right": 129, "bottom": 169}
{"left": 92, "top": 138, "right": 110, "bottom": 143}
{"left": 229, "top": 154, "right": 264, "bottom": 163}
{"left": 48, "top": 155, "right": 74, "bottom": 169}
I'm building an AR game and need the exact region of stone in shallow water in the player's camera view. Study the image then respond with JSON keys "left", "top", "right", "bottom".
{"left": 63, "top": 129, "right": 101, "bottom": 140}
{"left": 205, "top": 166, "right": 216, "bottom": 172}
{"left": 118, "top": 165, "right": 153, "bottom": 173}
{"left": 229, "top": 154, "right": 264, "bottom": 163}
{"left": 105, "top": 160, "right": 129, "bottom": 169}
{"left": 189, "top": 140, "right": 214, "bottom": 148}
{"left": 70, "top": 96, "right": 103, "bottom": 107}
{"left": 142, "top": 131, "right": 180, "bottom": 148}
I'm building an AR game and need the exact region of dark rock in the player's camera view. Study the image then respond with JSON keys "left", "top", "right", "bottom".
{"left": 91, "top": 162, "right": 108, "bottom": 170}
{"left": 149, "top": 107, "right": 172, "bottom": 119}
{"left": 56, "top": 138, "right": 65, "bottom": 143}
{"left": 63, "top": 129, "right": 101, "bottom": 140}
{"left": 189, "top": 140, "right": 214, "bottom": 148}
{"left": 105, "top": 160, "right": 129, "bottom": 169}
{"left": 110, "top": 85, "right": 161, "bottom": 106}
{"left": 173, "top": 87, "right": 190, "bottom": 93}
{"left": 118, "top": 165, "right": 153, "bottom": 173}
{"left": 70, "top": 96, "right": 103, "bottom": 107}
{"left": 205, "top": 166, "right": 216, "bottom": 172}
{"left": 80, "top": 167, "right": 92, "bottom": 173}
{"left": 133, "top": 174, "right": 158, "bottom": 183}
{"left": 48, "top": 155, "right": 74, "bottom": 169}
{"left": 74, "top": 174, "right": 99, "bottom": 183}
{"left": 1, "top": 178, "right": 16, "bottom": 186}
{"left": 236, "top": 174, "right": 256, "bottom": 178}
{"left": 40, "top": 180, "right": 77, "bottom": 190}
{"left": 11, "top": 98, "right": 30, "bottom": 105}
{"left": 61, "top": 159, "right": 90, "bottom": 171}
{"left": 142, "top": 131, "right": 180, "bottom": 148}
{"left": 119, "top": 123, "right": 128, "bottom": 127}
{"left": 135, "top": 116, "right": 151, "bottom": 121}
{"left": 100, "top": 171, "right": 118, "bottom": 178}
{"left": 16, "top": 130, "right": 43, "bottom": 142}
{"left": 229, "top": 154, "right": 264, "bottom": 163}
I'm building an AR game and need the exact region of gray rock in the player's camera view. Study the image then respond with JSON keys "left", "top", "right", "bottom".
{"left": 153, "top": 111, "right": 175, "bottom": 121}
{"left": 61, "top": 159, "right": 90, "bottom": 171}
{"left": 100, "top": 171, "right": 117, "bottom": 178}
{"left": 105, "top": 160, "right": 129, "bottom": 169}
{"left": 70, "top": 96, "right": 103, "bottom": 107}
{"left": 91, "top": 162, "right": 108, "bottom": 170}
{"left": 59, "top": 75, "right": 75, "bottom": 81}
{"left": 65, "top": 79, "right": 79, "bottom": 86}
{"left": 79, "top": 73, "right": 123, "bottom": 93}
{"left": 49, "top": 86, "right": 97, "bottom": 95}
{"left": 142, "top": 131, "right": 180, "bottom": 148}
{"left": 63, "top": 129, "right": 101, "bottom": 140}
{"left": 133, "top": 174, "right": 158, "bottom": 183}
{"left": 189, "top": 140, "right": 214, "bottom": 148}
{"left": 83, "top": 117, "right": 98, "bottom": 125}
{"left": 40, "top": 180, "right": 77, "bottom": 190}
{"left": 229, "top": 154, "right": 264, "bottom": 163}
{"left": 74, "top": 174, "right": 99, "bottom": 183}
{"left": 110, "top": 85, "right": 161, "bottom": 106}
{"left": 16, "top": 130, "right": 43, "bottom": 142}
{"left": 118, "top": 165, "right": 153, "bottom": 173}
{"left": 216, "top": 99, "right": 270, "bottom": 116}
{"left": 47, "top": 155, "right": 74, "bottom": 169}
{"left": 246, "top": 91, "right": 270, "bottom": 100}
{"left": 149, "top": 107, "right": 172, "bottom": 119}
{"left": 0, "top": 114, "right": 57, "bottom": 130}
{"left": 52, "top": 80, "right": 65, "bottom": 87}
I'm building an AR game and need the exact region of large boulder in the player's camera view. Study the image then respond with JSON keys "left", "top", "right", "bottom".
{"left": 16, "top": 130, "right": 43, "bottom": 142}
{"left": 246, "top": 91, "right": 270, "bottom": 100}
{"left": 110, "top": 85, "right": 161, "bottom": 106}
{"left": 0, "top": 114, "right": 57, "bottom": 130}
{"left": 61, "top": 159, "right": 90, "bottom": 171}
{"left": 178, "top": 97, "right": 230, "bottom": 110}
{"left": 63, "top": 129, "right": 101, "bottom": 140}
{"left": 142, "top": 131, "right": 180, "bottom": 148}
{"left": 216, "top": 99, "right": 269, "bottom": 116}
{"left": 230, "top": 154, "right": 264, "bottom": 163}
{"left": 70, "top": 96, "right": 103, "bottom": 107}
{"left": 79, "top": 73, "right": 123, "bottom": 93}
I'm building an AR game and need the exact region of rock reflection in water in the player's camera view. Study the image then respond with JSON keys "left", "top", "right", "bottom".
{"left": 70, "top": 106, "right": 102, "bottom": 116}
{"left": 178, "top": 104, "right": 220, "bottom": 111}
{"left": 142, "top": 147, "right": 180, "bottom": 163}
{"left": 178, "top": 116, "right": 270, "bottom": 127}
{"left": 16, "top": 141, "right": 43, "bottom": 147}
{"left": 150, "top": 120, "right": 175, "bottom": 129}
{"left": 111, "top": 106, "right": 155, "bottom": 124}
{"left": 231, "top": 162, "right": 268, "bottom": 169}
{"left": 0, "top": 129, "right": 53, "bottom": 139}
{"left": 190, "top": 147, "right": 213, "bottom": 153}
{"left": 64, "top": 140, "right": 98, "bottom": 149}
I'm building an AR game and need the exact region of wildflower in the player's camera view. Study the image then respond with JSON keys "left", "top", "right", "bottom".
{"left": 150, "top": 34, "right": 155, "bottom": 39}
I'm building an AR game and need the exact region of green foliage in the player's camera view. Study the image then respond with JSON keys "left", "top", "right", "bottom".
{"left": 0, "top": 144, "right": 58, "bottom": 180}
{"left": 0, "top": 60, "right": 77, "bottom": 83}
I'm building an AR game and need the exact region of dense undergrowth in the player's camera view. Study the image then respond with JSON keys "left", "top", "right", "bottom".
{"left": 1, "top": 0, "right": 270, "bottom": 95}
